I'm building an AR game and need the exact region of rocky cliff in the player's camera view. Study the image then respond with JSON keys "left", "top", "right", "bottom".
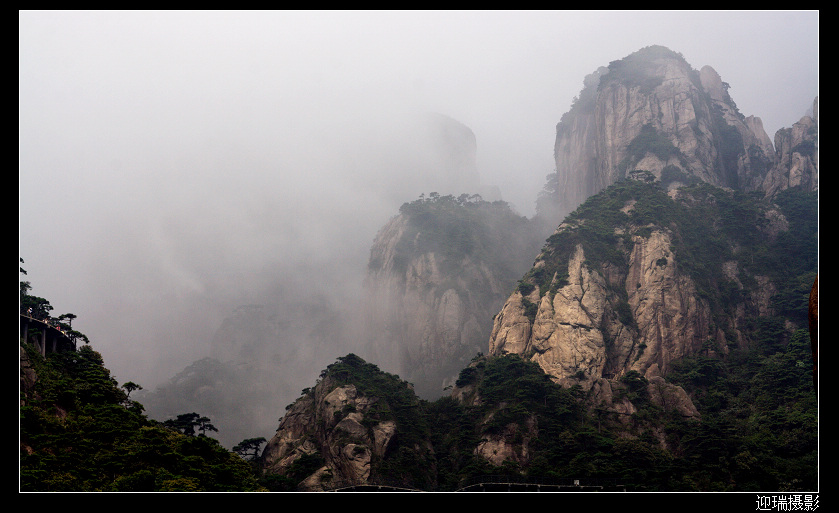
{"left": 361, "top": 44, "right": 817, "bottom": 421}
{"left": 487, "top": 45, "right": 819, "bottom": 416}
{"left": 261, "top": 354, "right": 434, "bottom": 491}
{"left": 362, "top": 194, "right": 546, "bottom": 398}
{"left": 489, "top": 178, "right": 816, "bottom": 418}
{"left": 549, "top": 46, "right": 817, "bottom": 223}
{"left": 762, "top": 98, "right": 819, "bottom": 197}
{"left": 262, "top": 46, "right": 817, "bottom": 491}
{"left": 262, "top": 380, "right": 392, "bottom": 490}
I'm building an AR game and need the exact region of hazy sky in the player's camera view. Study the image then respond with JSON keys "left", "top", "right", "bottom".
{"left": 19, "top": 10, "right": 818, "bottom": 387}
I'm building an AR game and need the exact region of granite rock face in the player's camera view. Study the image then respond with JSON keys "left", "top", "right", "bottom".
{"left": 762, "top": 99, "right": 819, "bottom": 197}
{"left": 488, "top": 177, "right": 802, "bottom": 421}
{"left": 489, "top": 232, "right": 714, "bottom": 393}
{"left": 261, "top": 378, "right": 402, "bottom": 491}
{"left": 362, "top": 198, "right": 544, "bottom": 399}
{"left": 551, "top": 46, "right": 816, "bottom": 222}
{"left": 494, "top": 45, "right": 817, "bottom": 419}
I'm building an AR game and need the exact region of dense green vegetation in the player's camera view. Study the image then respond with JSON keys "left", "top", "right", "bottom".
{"left": 664, "top": 328, "right": 817, "bottom": 490}
{"left": 20, "top": 258, "right": 90, "bottom": 347}
{"left": 387, "top": 192, "right": 544, "bottom": 280}
{"left": 323, "top": 354, "right": 438, "bottom": 490}
{"left": 298, "top": 346, "right": 815, "bottom": 491}
{"left": 525, "top": 178, "right": 817, "bottom": 352}
{"left": 19, "top": 343, "right": 264, "bottom": 491}
{"left": 19, "top": 267, "right": 265, "bottom": 492}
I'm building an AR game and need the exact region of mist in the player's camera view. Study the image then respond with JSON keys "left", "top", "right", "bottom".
{"left": 20, "top": 10, "right": 818, "bottom": 410}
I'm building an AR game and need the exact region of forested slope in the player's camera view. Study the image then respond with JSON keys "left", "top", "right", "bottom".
{"left": 19, "top": 341, "right": 263, "bottom": 492}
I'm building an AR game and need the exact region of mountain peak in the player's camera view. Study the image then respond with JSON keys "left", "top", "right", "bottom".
{"left": 544, "top": 47, "right": 817, "bottom": 226}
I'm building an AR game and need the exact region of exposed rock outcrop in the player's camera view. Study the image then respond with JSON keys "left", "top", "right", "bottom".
{"left": 555, "top": 47, "right": 723, "bottom": 219}
{"left": 474, "top": 413, "right": 538, "bottom": 467}
{"left": 761, "top": 98, "right": 819, "bottom": 197}
{"left": 363, "top": 196, "right": 544, "bottom": 398}
{"left": 260, "top": 45, "right": 817, "bottom": 485}
{"left": 498, "top": 45, "right": 818, "bottom": 419}
{"left": 488, "top": 174, "right": 808, "bottom": 420}
{"left": 261, "top": 356, "right": 432, "bottom": 491}
{"left": 262, "top": 380, "right": 402, "bottom": 491}
{"left": 489, "top": 234, "right": 713, "bottom": 393}
{"left": 551, "top": 46, "right": 817, "bottom": 222}
{"left": 262, "top": 380, "right": 391, "bottom": 491}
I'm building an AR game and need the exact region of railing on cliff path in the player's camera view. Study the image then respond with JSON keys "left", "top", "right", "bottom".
{"left": 454, "top": 475, "right": 625, "bottom": 492}
{"left": 20, "top": 313, "right": 76, "bottom": 356}
{"left": 324, "top": 474, "right": 625, "bottom": 492}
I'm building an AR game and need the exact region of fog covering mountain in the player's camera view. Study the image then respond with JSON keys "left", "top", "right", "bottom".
{"left": 138, "top": 47, "right": 817, "bottom": 450}
{"left": 253, "top": 47, "right": 816, "bottom": 491}
{"left": 19, "top": 12, "right": 818, "bottom": 451}
{"left": 135, "top": 113, "right": 530, "bottom": 447}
